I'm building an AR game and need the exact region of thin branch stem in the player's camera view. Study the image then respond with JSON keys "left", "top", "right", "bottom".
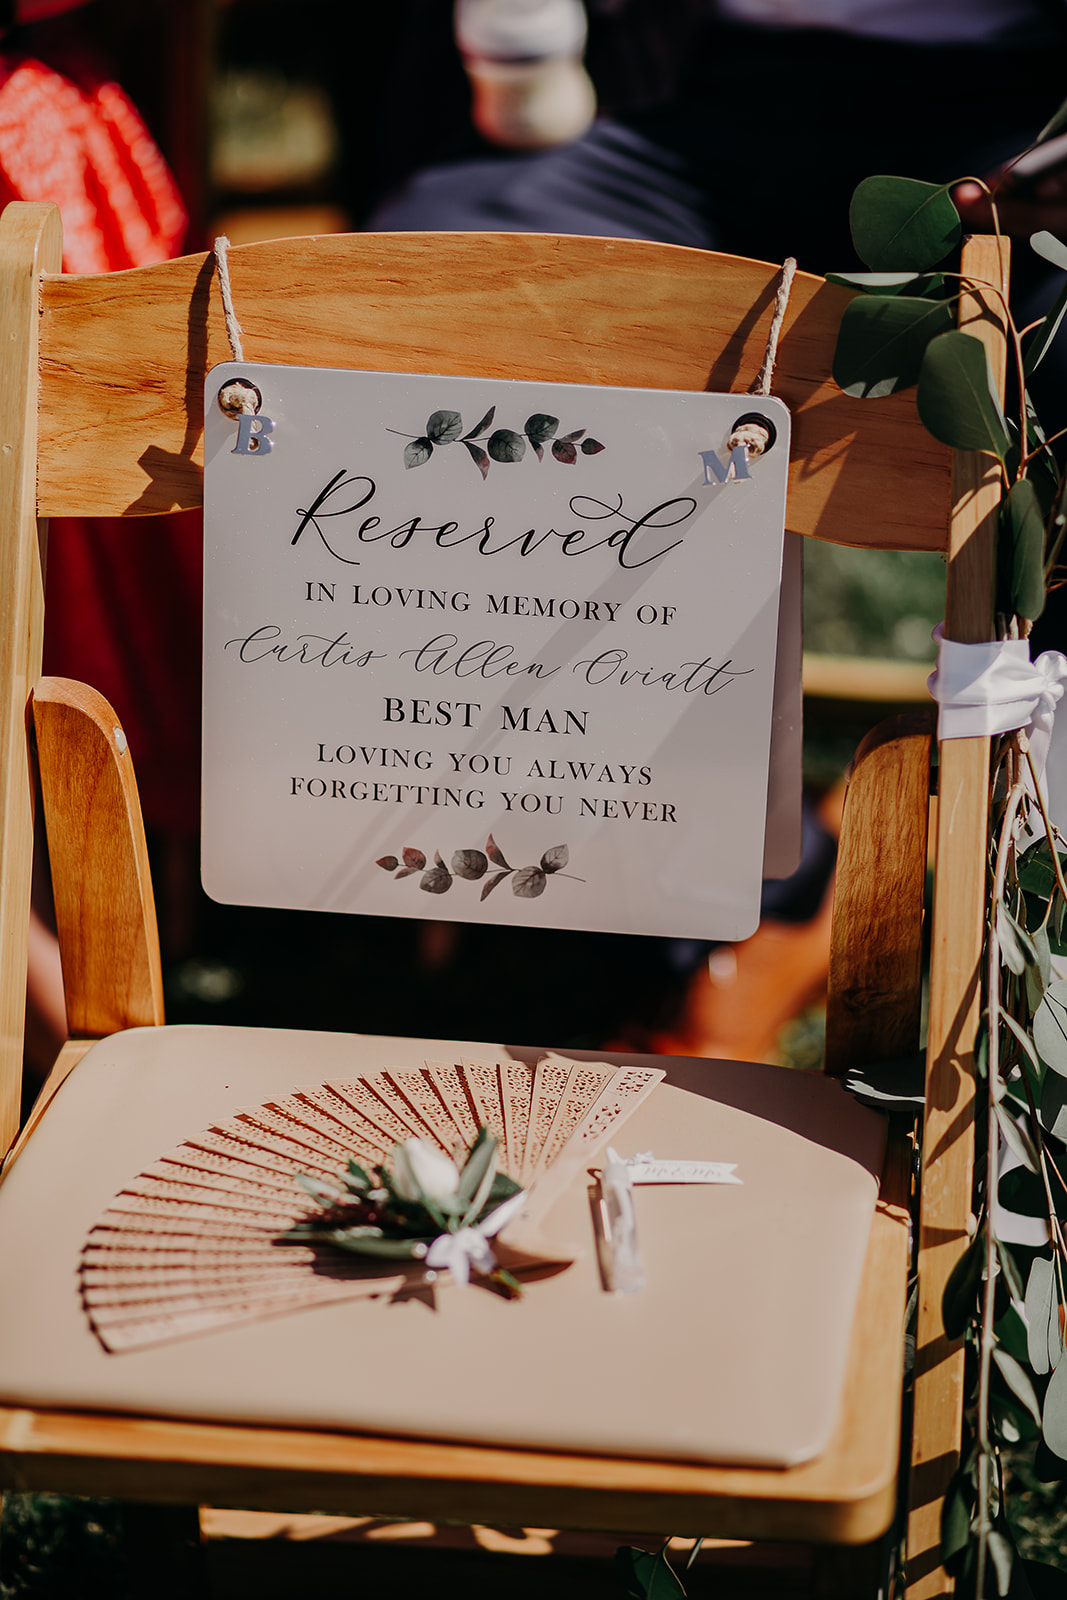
{"left": 979, "top": 753, "right": 1027, "bottom": 1599}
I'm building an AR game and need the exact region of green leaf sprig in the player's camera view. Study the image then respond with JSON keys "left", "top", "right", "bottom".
{"left": 283, "top": 1127, "right": 525, "bottom": 1298}
{"left": 375, "top": 835, "right": 583, "bottom": 900}
{"left": 388, "top": 406, "right": 603, "bottom": 478}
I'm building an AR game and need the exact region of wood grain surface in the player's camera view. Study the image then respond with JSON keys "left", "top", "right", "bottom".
{"left": 33, "top": 678, "right": 163, "bottom": 1039}
{"left": 35, "top": 231, "right": 951, "bottom": 549}
{"left": 824, "top": 714, "right": 932, "bottom": 1079}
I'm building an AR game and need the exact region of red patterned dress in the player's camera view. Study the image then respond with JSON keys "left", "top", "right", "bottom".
{"left": 1, "top": 3, "right": 201, "bottom": 834}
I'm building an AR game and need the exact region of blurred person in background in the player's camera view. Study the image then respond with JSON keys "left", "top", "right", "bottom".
{"left": 7, "top": 1, "right": 198, "bottom": 1085}
{"left": 360, "top": 0, "right": 1067, "bottom": 1058}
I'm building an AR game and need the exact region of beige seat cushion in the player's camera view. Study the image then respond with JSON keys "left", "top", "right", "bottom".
{"left": 0, "top": 1026, "right": 884, "bottom": 1468}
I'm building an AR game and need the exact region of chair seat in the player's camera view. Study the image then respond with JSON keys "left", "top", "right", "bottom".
{"left": 0, "top": 1025, "right": 890, "bottom": 1477}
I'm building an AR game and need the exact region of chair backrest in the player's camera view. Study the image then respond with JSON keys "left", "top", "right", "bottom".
{"left": 1, "top": 201, "right": 965, "bottom": 1128}
{"left": 0, "top": 202, "right": 1002, "bottom": 1590}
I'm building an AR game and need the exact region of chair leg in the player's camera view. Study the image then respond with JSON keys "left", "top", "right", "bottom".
{"left": 120, "top": 1501, "right": 211, "bottom": 1599}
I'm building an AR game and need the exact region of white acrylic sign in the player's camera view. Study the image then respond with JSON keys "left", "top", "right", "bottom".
{"left": 202, "top": 364, "right": 790, "bottom": 941}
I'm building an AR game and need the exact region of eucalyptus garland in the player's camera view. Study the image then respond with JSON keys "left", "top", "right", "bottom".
{"left": 827, "top": 165, "right": 1067, "bottom": 1600}
{"left": 617, "top": 155, "right": 1067, "bottom": 1600}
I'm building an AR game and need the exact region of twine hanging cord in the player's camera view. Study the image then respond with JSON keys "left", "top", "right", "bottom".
{"left": 208, "top": 240, "right": 796, "bottom": 440}
{"left": 726, "top": 257, "right": 796, "bottom": 457}
{"left": 213, "top": 236, "right": 263, "bottom": 420}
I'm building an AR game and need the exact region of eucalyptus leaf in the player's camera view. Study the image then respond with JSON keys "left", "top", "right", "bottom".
{"left": 1040, "top": 1068, "right": 1067, "bottom": 1142}
{"left": 917, "top": 331, "right": 1011, "bottom": 459}
{"left": 614, "top": 1546, "right": 687, "bottom": 1600}
{"left": 849, "top": 175, "right": 961, "bottom": 270}
{"left": 1002, "top": 477, "right": 1048, "bottom": 622}
{"left": 452, "top": 849, "right": 488, "bottom": 880}
{"left": 426, "top": 409, "right": 463, "bottom": 443}
{"left": 1036, "top": 97, "right": 1067, "bottom": 144}
{"left": 329, "top": 1232, "right": 425, "bottom": 1260}
{"left": 524, "top": 412, "right": 558, "bottom": 445}
{"left": 995, "top": 1100, "right": 1041, "bottom": 1173}
{"left": 463, "top": 405, "right": 495, "bottom": 440}
{"left": 988, "top": 1527, "right": 1015, "bottom": 1597}
{"left": 996, "top": 1235, "right": 1027, "bottom": 1302}
{"left": 1034, "top": 925, "right": 1053, "bottom": 991}
{"left": 404, "top": 438, "right": 433, "bottom": 469}
{"left": 999, "top": 1162, "right": 1046, "bottom": 1218}
{"left": 1043, "top": 1350, "right": 1067, "bottom": 1457}
{"left": 1001, "top": 1007, "right": 1042, "bottom": 1074}
{"left": 1025, "top": 274, "right": 1067, "bottom": 378}
{"left": 999, "top": 903, "right": 1032, "bottom": 976}
{"left": 487, "top": 428, "right": 526, "bottom": 463}
{"left": 996, "top": 1299, "right": 1031, "bottom": 1364}
{"left": 941, "top": 1472, "right": 974, "bottom": 1563}
{"left": 463, "top": 441, "right": 490, "bottom": 479}
{"left": 1018, "top": 839, "right": 1067, "bottom": 897}
{"left": 1004, "top": 903, "right": 1041, "bottom": 967}
{"left": 826, "top": 268, "right": 930, "bottom": 293}
{"left": 1055, "top": 895, "right": 1067, "bottom": 958}
{"left": 1025, "top": 1255, "right": 1062, "bottom": 1376}
{"left": 541, "top": 844, "right": 568, "bottom": 873}
{"left": 480, "top": 1170, "right": 522, "bottom": 1217}
{"left": 942, "top": 1228, "right": 984, "bottom": 1339}
{"left": 419, "top": 865, "right": 452, "bottom": 894}
{"left": 1034, "top": 980, "right": 1067, "bottom": 1075}
{"left": 486, "top": 833, "right": 511, "bottom": 869}
{"left": 992, "top": 1346, "right": 1043, "bottom": 1424}
{"left": 457, "top": 1127, "right": 497, "bottom": 1212}
{"left": 1031, "top": 231, "right": 1067, "bottom": 272}
{"left": 512, "top": 865, "right": 546, "bottom": 898}
{"left": 832, "top": 294, "right": 956, "bottom": 397}
{"left": 1026, "top": 956, "right": 1050, "bottom": 1020}
{"left": 294, "top": 1173, "right": 345, "bottom": 1206}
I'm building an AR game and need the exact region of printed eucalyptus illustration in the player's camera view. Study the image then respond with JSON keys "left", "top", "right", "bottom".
{"left": 389, "top": 406, "right": 603, "bottom": 480}
{"left": 376, "top": 836, "right": 583, "bottom": 900}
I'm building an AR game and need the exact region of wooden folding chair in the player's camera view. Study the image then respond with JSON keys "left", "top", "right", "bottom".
{"left": 0, "top": 200, "right": 998, "bottom": 1598}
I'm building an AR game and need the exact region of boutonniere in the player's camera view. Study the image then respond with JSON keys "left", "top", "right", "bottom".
{"left": 284, "top": 1127, "right": 527, "bottom": 1298}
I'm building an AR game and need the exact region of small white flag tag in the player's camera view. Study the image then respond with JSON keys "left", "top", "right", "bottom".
{"left": 624, "top": 1158, "right": 742, "bottom": 1186}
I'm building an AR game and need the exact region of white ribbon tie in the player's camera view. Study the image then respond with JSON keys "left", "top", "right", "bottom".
{"left": 424, "top": 1188, "right": 526, "bottom": 1288}
{"left": 928, "top": 624, "right": 1067, "bottom": 780}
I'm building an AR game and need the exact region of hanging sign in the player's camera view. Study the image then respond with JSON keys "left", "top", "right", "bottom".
{"left": 202, "top": 364, "right": 790, "bottom": 941}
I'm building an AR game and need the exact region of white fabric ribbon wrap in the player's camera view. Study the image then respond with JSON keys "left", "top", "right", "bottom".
{"left": 927, "top": 624, "right": 1067, "bottom": 781}
{"left": 424, "top": 1188, "right": 527, "bottom": 1287}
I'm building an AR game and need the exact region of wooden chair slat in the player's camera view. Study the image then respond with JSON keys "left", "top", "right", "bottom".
{"left": 0, "top": 202, "right": 61, "bottom": 1157}
{"left": 33, "top": 677, "right": 163, "bottom": 1039}
{"left": 37, "top": 232, "right": 951, "bottom": 549}
{"left": 824, "top": 712, "right": 932, "bottom": 1079}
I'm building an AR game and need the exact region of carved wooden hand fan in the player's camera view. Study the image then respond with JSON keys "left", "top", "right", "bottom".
{"left": 81, "top": 1054, "right": 662, "bottom": 1351}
